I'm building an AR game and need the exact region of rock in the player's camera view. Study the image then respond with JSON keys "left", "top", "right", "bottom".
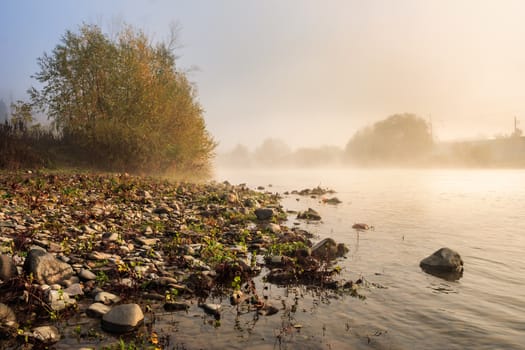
{"left": 0, "top": 303, "right": 17, "bottom": 329}
{"left": 32, "top": 325, "right": 61, "bottom": 343}
{"left": 47, "top": 289, "right": 76, "bottom": 311}
{"left": 86, "top": 302, "right": 111, "bottom": 318}
{"left": 297, "top": 208, "right": 321, "bottom": 221}
{"left": 23, "top": 249, "right": 74, "bottom": 285}
{"left": 102, "top": 304, "right": 144, "bottom": 333}
{"left": 266, "top": 223, "right": 281, "bottom": 234}
{"left": 164, "top": 302, "right": 190, "bottom": 312}
{"left": 153, "top": 206, "right": 171, "bottom": 215}
{"left": 322, "top": 197, "right": 342, "bottom": 205}
{"left": 258, "top": 303, "right": 279, "bottom": 316}
{"left": 311, "top": 238, "right": 348, "bottom": 260}
{"left": 79, "top": 269, "right": 97, "bottom": 281}
{"left": 94, "top": 291, "right": 121, "bottom": 305}
{"left": 0, "top": 255, "right": 18, "bottom": 281}
{"left": 352, "top": 223, "right": 371, "bottom": 230}
{"left": 199, "top": 303, "right": 221, "bottom": 318}
{"left": 102, "top": 232, "right": 119, "bottom": 242}
{"left": 420, "top": 248, "right": 464, "bottom": 280}
{"left": 255, "top": 208, "right": 274, "bottom": 221}
{"left": 63, "top": 283, "right": 84, "bottom": 297}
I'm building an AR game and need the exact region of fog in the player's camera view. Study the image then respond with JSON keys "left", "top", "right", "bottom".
{"left": 217, "top": 114, "right": 525, "bottom": 169}
{"left": 2, "top": 1, "right": 525, "bottom": 154}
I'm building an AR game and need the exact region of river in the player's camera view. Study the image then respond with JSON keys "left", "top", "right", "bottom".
{"left": 205, "top": 168, "right": 525, "bottom": 350}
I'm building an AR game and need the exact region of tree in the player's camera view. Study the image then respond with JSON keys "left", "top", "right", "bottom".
{"left": 29, "top": 24, "right": 216, "bottom": 175}
{"left": 254, "top": 138, "right": 291, "bottom": 166}
{"left": 345, "top": 113, "right": 433, "bottom": 165}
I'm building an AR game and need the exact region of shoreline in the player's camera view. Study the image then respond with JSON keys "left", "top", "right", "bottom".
{"left": 0, "top": 171, "right": 357, "bottom": 349}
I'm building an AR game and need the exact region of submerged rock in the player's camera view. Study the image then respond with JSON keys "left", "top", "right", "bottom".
{"left": 311, "top": 238, "right": 348, "bottom": 260}
{"left": 297, "top": 208, "right": 322, "bottom": 221}
{"left": 420, "top": 247, "right": 464, "bottom": 280}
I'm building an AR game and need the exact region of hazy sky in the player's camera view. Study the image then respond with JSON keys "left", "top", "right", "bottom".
{"left": 2, "top": 0, "right": 525, "bottom": 151}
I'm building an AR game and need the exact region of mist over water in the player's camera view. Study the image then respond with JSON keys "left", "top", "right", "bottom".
{"left": 213, "top": 167, "right": 525, "bottom": 349}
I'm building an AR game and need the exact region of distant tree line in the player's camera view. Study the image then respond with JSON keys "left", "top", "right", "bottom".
{"left": 1, "top": 24, "right": 216, "bottom": 177}
{"left": 218, "top": 113, "right": 525, "bottom": 168}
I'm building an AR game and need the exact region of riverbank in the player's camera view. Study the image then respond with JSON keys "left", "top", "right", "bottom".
{"left": 0, "top": 171, "right": 357, "bottom": 349}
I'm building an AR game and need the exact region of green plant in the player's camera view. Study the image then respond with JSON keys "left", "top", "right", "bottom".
{"left": 231, "top": 276, "right": 242, "bottom": 291}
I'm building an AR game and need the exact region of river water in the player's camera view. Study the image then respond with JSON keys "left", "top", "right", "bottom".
{"left": 206, "top": 168, "right": 525, "bottom": 350}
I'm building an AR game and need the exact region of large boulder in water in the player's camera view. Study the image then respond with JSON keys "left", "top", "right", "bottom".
{"left": 420, "top": 247, "right": 463, "bottom": 280}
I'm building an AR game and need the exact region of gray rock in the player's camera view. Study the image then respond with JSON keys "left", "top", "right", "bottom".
{"left": 101, "top": 304, "right": 144, "bottom": 333}
{"left": 297, "top": 208, "right": 322, "bottom": 221}
{"left": 266, "top": 223, "right": 281, "bottom": 234}
{"left": 86, "top": 302, "right": 111, "bottom": 318}
{"left": 63, "top": 283, "right": 84, "bottom": 297}
{"left": 164, "top": 301, "right": 190, "bottom": 312}
{"left": 311, "top": 238, "right": 348, "bottom": 260}
{"left": 255, "top": 208, "right": 274, "bottom": 220}
{"left": 94, "top": 291, "right": 121, "bottom": 305}
{"left": 32, "top": 325, "right": 60, "bottom": 343}
{"left": 0, "top": 255, "right": 18, "bottom": 281}
{"left": 23, "top": 249, "right": 74, "bottom": 285}
{"left": 0, "top": 303, "right": 17, "bottom": 329}
{"left": 79, "top": 269, "right": 97, "bottom": 281}
{"left": 199, "top": 303, "right": 221, "bottom": 318}
{"left": 420, "top": 248, "right": 464, "bottom": 280}
{"left": 47, "top": 290, "right": 76, "bottom": 311}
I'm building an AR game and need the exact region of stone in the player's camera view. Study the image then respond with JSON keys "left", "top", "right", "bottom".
{"left": 322, "top": 197, "right": 342, "bottom": 205}
{"left": 0, "top": 303, "right": 17, "bottom": 329}
{"left": 23, "top": 249, "right": 74, "bottom": 285}
{"left": 32, "top": 325, "right": 61, "bottom": 343}
{"left": 311, "top": 238, "right": 348, "bottom": 260}
{"left": 79, "top": 269, "right": 97, "bottom": 281}
{"left": 297, "top": 208, "right": 322, "bottom": 221}
{"left": 86, "top": 302, "right": 111, "bottom": 318}
{"left": 258, "top": 303, "right": 279, "bottom": 316}
{"left": 266, "top": 223, "right": 281, "bottom": 234}
{"left": 164, "top": 302, "right": 190, "bottom": 311}
{"left": 254, "top": 208, "right": 274, "bottom": 221}
{"left": 420, "top": 248, "right": 464, "bottom": 280}
{"left": 47, "top": 290, "right": 76, "bottom": 311}
{"left": 199, "top": 303, "right": 221, "bottom": 318}
{"left": 94, "top": 291, "right": 121, "bottom": 305}
{"left": 102, "top": 304, "right": 144, "bottom": 333}
{"left": 63, "top": 283, "right": 84, "bottom": 297}
{"left": 0, "top": 254, "right": 18, "bottom": 281}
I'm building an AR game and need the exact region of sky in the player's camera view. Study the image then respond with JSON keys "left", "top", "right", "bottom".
{"left": 2, "top": 0, "right": 525, "bottom": 151}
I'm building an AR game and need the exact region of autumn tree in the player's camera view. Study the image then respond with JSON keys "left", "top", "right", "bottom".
{"left": 30, "top": 24, "right": 216, "bottom": 176}
{"left": 345, "top": 113, "right": 433, "bottom": 165}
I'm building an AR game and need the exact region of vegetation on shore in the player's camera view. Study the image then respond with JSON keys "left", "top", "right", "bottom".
{"left": 1, "top": 23, "right": 215, "bottom": 178}
{"left": 0, "top": 171, "right": 358, "bottom": 349}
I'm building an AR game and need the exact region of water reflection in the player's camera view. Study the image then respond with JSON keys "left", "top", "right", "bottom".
{"left": 420, "top": 266, "right": 463, "bottom": 281}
